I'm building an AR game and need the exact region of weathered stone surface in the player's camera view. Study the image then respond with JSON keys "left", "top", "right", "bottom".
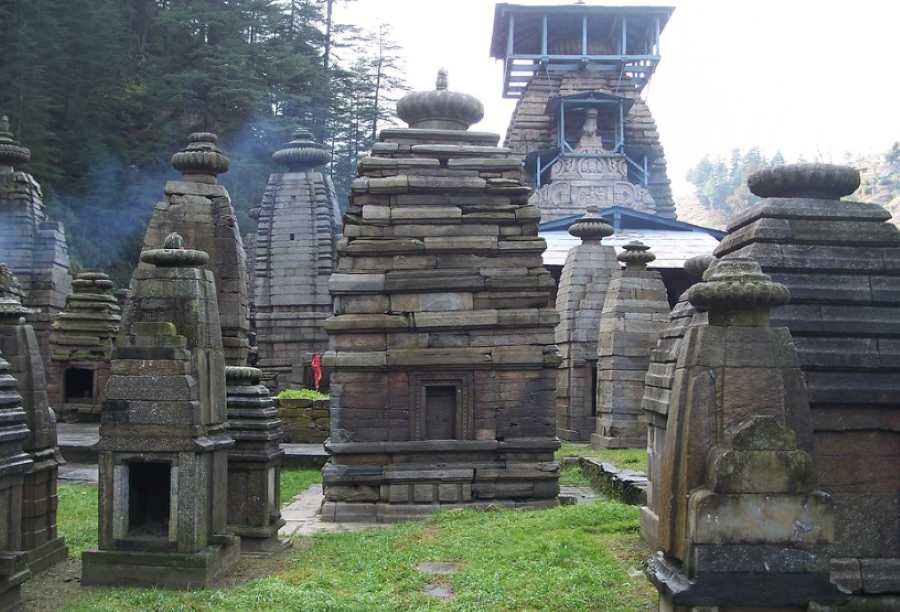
{"left": 0, "top": 116, "right": 72, "bottom": 368}
{"left": 715, "top": 164, "right": 900, "bottom": 595}
{"left": 250, "top": 129, "right": 340, "bottom": 390}
{"left": 592, "top": 242, "right": 669, "bottom": 450}
{"left": 0, "top": 265, "right": 67, "bottom": 573}
{"left": 82, "top": 235, "right": 238, "bottom": 589}
{"left": 324, "top": 72, "right": 560, "bottom": 521}
{"left": 647, "top": 258, "right": 840, "bottom": 609}
{"left": 133, "top": 133, "right": 249, "bottom": 366}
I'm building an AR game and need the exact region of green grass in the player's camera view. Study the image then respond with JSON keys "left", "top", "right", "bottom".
{"left": 59, "top": 469, "right": 323, "bottom": 560}
{"left": 557, "top": 443, "right": 648, "bottom": 473}
{"left": 276, "top": 388, "right": 329, "bottom": 401}
{"left": 62, "top": 501, "right": 653, "bottom": 611}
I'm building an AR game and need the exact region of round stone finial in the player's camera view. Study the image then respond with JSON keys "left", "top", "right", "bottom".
{"left": 688, "top": 258, "right": 790, "bottom": 320}
{"left": 396, "top": 68, "right": 485, "bottom": 131}
{"left": 0, "top": 115, "right": 31, "bottom": 169}
{"left": 747, "top": 163, "right": 860, "bottom": 199}
{"left": 436, "top": 68, "right": 449, "bottom": 90}
{"left": 684, "top": 254, "right": 715, "bottom": 278}
{"left": 140, "top": 233, "right": 210, "bottom": 268}
{"left": 171, "top": 131, "right": 230, "bottom": 179}
{"left": 272, "top": 127, "right": 329, "bottom": 171}
{"left": 617, "top": 240, "right": 655, "bottom": 269}
{"left": 569, "top": 207, "right": 614, "bottom": 242}
{"left": 225, "top": 365, "right": 262, "bottom": 385}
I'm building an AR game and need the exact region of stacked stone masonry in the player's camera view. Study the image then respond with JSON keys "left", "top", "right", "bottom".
{"left": 251, "top": 129, "right": 341, "bottom": 390}
{"left": 323, "top": 72, "right": 562, "bottom": 522}
{"left": 554, "top": 209, "right": 618, "bottom": 441}
{"left": 713, "top": 164, "right": 900, "bottom": 603}
{"left": 83, "top": 235, "right": 238, "bottom": 589}
{"left": 592, "top": 242, "right": 669, "bottom": 450}
{"left": 0, "top": 266, "right": 66, "bottom": 574}
{"left": 47, "top": 271, "right": 121, "bottom": 420}
{"left": 0, "top": 116, "right": 72, "bottom": 367}
{"left": 136, "top": 133, "right": 249, "bottom": 366}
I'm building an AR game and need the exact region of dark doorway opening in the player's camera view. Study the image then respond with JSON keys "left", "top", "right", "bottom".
{"left": 587, "top": 359, "right": 598, "bottom": 417}
{"left": 64, "top": 367, "right": 94, "bottom": 401}
{"left": 425, "top": 386, "right": 457, "bottom": 440}
{"left": 128, "top": 462, "right": 171, "bottom": 538}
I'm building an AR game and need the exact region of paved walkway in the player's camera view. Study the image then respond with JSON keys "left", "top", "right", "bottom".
{"left": 278, "top": 485, "right": 386, "bottom": 536}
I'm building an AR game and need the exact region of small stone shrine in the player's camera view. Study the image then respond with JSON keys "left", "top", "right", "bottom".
{"left": 554, "top": 207, "right": 618, "bottom": 441}
{"left": 0, "top": 351, "right": 35, "bottom": 610}
{"left": 137, "top": 132, "right": 249, "bottom": 366}
{"left": 323, "top": 69, "right": 561, "bottom": 522}
{"left": 225, "top": 365, "right": 287, "bottom": 553}
{"left": 647, "top": 258, "right": 839, "bottom": 610}
{"left": 639, "top": 253, "right": 712, "bottom": 547}
{"left": 0, "top": 265, "right": 67, "bottom": 573}
{"left": 592, "top": 241, "right": 668, "bottom": 449}
{"left": 714, "top": 163, "right": 900, "bottom": 604}
{"left": 0, "top": 115, "right": 72, "bottom": 365}
{"left": 251, "top": 128, "right": 341, "bottom": 390}
{"left": 82, "top": 234, "right": 238, "bottom": 589}
{"left": 47, "top": 272, "right": 121, "bottom": 420}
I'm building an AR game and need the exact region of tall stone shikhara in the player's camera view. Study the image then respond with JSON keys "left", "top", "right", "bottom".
{"left": 137, "top": 132, "right": 249, "bottom": 366}
{"left": 323, "top": 70, "right": 561, "bottom": 522}
{"left": 715, "top": 163, "right": 900, "bottom": 604}
{"left": 251, "top": 129, "right": 340, "bottom": 389}
{"left": 0, "top": 115, "right": 72, "bottom": 365}
{"left": 554, "top": 207, "right": 617, "bottom": 441}
{"left": 0, "top": 266, "right": 67, "bottom": 573}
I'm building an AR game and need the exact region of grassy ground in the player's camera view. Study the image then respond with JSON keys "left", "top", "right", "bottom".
{"left": 557, "top": 442, "right": 648, "bottom": 473}
{"left": 48, "top": 467, "right": 653, "bottom": 611}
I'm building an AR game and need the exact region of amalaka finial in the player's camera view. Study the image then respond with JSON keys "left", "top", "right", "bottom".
{"left": 748, "top": 163, "right": 860, "bottom": 200}
{"left": 569, "top": 207, "right": 613, "bottom": 242}
{"left": 171, "top": 131, "right": 229, "bottom": 182}
{"left": 436, "top": 68, "right": 449, "bottom": 91}
{"left": 684, "top": 253, "right": 715, "bottom": 279}
{"left": 0, "top": 116, "right": 9, "bottom": 133}
{"left": 272, "top": 127, "right": 329, "bottom": 171}
{"left": 688, "top": 257, "right": 790, "bottom": 326}
{"left": 0, "top": 114, "right": 31, "bottom": 170}
{"left": 140, "top": 233, "right": 209, "bottom": 268}
{"left": 618, "top": 240, "right": 655, "bottom": 270}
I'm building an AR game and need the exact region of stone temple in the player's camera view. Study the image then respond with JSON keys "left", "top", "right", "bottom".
{"left": 0, "top": 115, "right": 72, "bottom": 366}
{"left": 137, "top": 132, "right": 249, "bottom": 366}
{"left": 249, "top": 128, "right": 341, "bottom": 390}
{"left": 322, "top": 70, "right": 561, "bottom": 522}
{"left": 82, "top": 234, "right": 238, "bottom": 589}
{"left": 714, "top": 164, "right": 900, "bottom": 605}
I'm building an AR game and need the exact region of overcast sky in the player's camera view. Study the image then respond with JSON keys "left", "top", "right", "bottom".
{"left": 336, "top": 0, "right": 900, "bottom": 193}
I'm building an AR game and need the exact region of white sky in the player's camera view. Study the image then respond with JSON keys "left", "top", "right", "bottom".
{"left": 336, "top": 0, "right": 900, "bottom": 194}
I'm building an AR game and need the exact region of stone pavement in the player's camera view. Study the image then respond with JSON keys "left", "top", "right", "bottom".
{"left": 279, "top": 485, "right": 385, "bottom": 536}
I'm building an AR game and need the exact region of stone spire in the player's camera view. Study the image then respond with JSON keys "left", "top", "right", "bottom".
{"left": 272, "top": 128, "right": 329, "bottom": 171}
{"left": 648, "top": 257, "right": 838, "bottom": 609}
{"left": 0, "top": 265, "right": 31, "bottom": 320}
{"left": 171, "top": 132, "right": 230, "bottom": 183}
{"left": 396, "top": 68, "right": 485, "bottom": 130}
{"left": 567, "top": 207, "right": 613, "bottom": 242}
{"left": 0, "top": 115, "right": 31, "bottom": 174}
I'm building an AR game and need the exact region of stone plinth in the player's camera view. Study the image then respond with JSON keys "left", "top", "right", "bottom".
{"left": 714, "top": 164, "right": 900, "bottom": 602}
{"left": 277, "top": 397, "right": 330, "bottom": 443}
{"left": 323, "top": 71, "right": 561, "bottom": 522}
{"left": 251, "top": 129, "right": 340, "bottom": 390}
{"left": 47, "top": 272, "right": 121, "bottom": 420}
{"left": 591, "top": 242, "right": 669, "bottom": 450}
{"left": 0, "top": 353, "right": 35, "bottom": 610}
{"left": 135, "top": 132, "right": 249, "bottom": 366}
{"left": 0, "top": 115, "right": 72, "bottom": 366}
{"left": 646, "top": 258, "right": 840, "bottom": 610}
{"left": 554, "top": 208, "right": 618, "bottom": 441}
{"left": 225, "top": 366, "right": 287, "bottom": 554}
{"left": 0, "top": 266, "right": 67, "bottom": 573}
{"left": 639, "top": 254, "right": 712, "bottom": 547}
{"left": 82, "top": 235, "right": 238, "bottom": 589}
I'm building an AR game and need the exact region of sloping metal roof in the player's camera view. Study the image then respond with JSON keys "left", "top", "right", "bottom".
{"left": 542, "top": 228, "right": 720, "bottom": 269}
